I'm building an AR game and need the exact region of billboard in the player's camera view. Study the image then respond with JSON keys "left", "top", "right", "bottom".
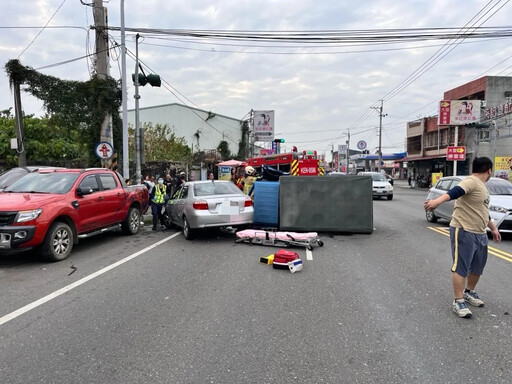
{"left": 438, "top": 100, "right": 481, "bottom": 125}
{"left": 253, "top": 110, "right": 274, "bottom": 142}
{"left": 494, "top": 156, "right": 512, "bottom": 181}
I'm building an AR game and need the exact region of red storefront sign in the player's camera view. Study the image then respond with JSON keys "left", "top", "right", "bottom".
{"left": 446, "top": 146, "right": 466, "bottom": 161}
{"left": 438, "top": 100, "right": 451, "bottom": 125}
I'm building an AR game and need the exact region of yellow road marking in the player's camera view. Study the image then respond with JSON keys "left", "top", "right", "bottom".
{"left": 428, "top": 226, "right": 512, "bottom": 263}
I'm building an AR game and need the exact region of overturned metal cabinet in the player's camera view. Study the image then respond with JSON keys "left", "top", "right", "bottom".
{"left": 279, "top": 175, "right": 373, "bottom": 233}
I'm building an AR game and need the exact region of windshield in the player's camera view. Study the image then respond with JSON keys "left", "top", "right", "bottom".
{"left": 371, "top": 174, "right": 387, "bottom": 182}
{"left": 4, "top": 172, "right": 79, "bottom": 194}
{"left": 0, "top": 168, "right": 29, "bottom": 189}
{"left": 486, "top": 179, "right": 512, "bottom": 195}
{"left": 194, "top": 182, "right": 243, "bottom": 197}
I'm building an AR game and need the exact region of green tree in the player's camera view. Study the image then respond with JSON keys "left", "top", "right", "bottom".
{"left": 217, "top": 140, "right": 231, "bottom": 160}
{"left": 0, "top": 114, "right": 85, "bottom": 167}
{"left": 237, "top": 120, "right": 250, "bottom": 160}
{"left": 129, "top": 123, "right": 191, "bottom": 162}
{"left": 5, "top": 59, "right": 121, "bottom": 167}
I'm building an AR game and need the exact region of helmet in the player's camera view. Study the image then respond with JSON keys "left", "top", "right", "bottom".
{"left": 179, "top": 172, "right": 186, "bottom": 176}
{"left": 245, "top": 166, "right": 255, "bottom": 175}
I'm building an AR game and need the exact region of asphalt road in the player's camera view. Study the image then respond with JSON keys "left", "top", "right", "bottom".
{"left": 1, "top": 184, "right": 512, "bottom": 383}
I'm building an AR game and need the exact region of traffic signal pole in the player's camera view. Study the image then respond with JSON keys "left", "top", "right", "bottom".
{"left": 120, "top": 0, "right": 129, "bottom": 180}
{"left": 134, "top": 34, "right": 142, "bottom": 184}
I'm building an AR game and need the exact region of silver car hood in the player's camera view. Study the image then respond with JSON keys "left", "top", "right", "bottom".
{"left": 490, "top": 195, "right": 512, "bottom": 210}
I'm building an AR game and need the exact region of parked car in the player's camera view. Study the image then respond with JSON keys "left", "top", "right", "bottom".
{"left": 425, "top": 176, "right": 512, "bottom": 233}
{"left": 0, "top": 166, "right": 62, "bottom": 192}
{"left": 0, "top": 168, "right": 149, "bottom": 261}
{"left": 166, "top": 180, "right": 254, "bottom": 240}
{"left": 358, "top": 171, "right": 394, "bottom": 200}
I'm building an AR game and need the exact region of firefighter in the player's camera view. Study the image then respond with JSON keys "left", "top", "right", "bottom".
{"left": 242, "top": 166, "right": 257, "bottom": 195}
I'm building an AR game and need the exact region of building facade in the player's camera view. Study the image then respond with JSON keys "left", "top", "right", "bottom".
{"left": 126, "top": 103, "right": 245, "bottom": 156}
{"left": 404, "top": 76, "right": 512, "bottom": 183}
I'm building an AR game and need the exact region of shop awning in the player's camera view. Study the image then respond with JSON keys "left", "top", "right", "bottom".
{"left": 397, "top": 154, "right": 447, "bottom": 162}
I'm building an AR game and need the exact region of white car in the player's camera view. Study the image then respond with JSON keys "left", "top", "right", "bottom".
{"left": 426, "top": 176, "right": 512, "bottom": 233}
{"left": 358, "top": 171, "right": 394, "bottom": 200}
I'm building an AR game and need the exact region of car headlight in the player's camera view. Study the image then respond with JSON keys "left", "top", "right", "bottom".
{"left": 489, "top": 205, "right": 508, "bottom": 214}
{"left": 15, "top": 209, "right": 43, "bottom": 223}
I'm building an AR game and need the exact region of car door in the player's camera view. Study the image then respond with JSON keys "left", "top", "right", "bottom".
{"left": 74, "top": 174, "right": 102, "bottom": 233}
{"left": 97, "top": 173, "right": 125, "bottom": 225}
{"left": 170, "top": 185, "right": 189, "bottom": 227}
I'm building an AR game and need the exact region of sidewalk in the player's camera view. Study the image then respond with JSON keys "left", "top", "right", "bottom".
{"left": 393, "top": 179, "right": 430, "bottom": 190}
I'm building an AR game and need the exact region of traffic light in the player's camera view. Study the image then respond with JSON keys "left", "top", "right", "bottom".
{"left": 132, "top": 73, "right": 161, "bottom": 87}
{"left": 132, "top": 73, "right": 147, "bottom": 86}
{"left": 274, "top": 138, "right": 285, "bottom": 143}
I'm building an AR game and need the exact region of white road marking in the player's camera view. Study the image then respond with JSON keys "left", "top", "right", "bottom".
{"left": 0, "top": 232, "right": 182, "bottom": 327}
{"left": 306, "top": 248, "right": 313, "bottom": 260}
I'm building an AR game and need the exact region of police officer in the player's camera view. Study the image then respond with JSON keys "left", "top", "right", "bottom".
{"left": 149, "top": 176, "right": 167, "bottom": 230}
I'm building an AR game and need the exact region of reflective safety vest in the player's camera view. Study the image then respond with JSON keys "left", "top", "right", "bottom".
{"left": 152, "top": 185, "right": 166, "bottom": 204}
{"left": 243, "top": 176, "right": 257, "bottom": 195}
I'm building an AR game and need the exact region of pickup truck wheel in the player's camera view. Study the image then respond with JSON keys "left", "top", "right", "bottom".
{"left": 41, "top": 222, "right": 74, "bottom": 262}
{"left": 122, "top": 207, "right": 141, "bottom": 235}
{"left": 183, "top": 216, "right": 195, "bottom": 240}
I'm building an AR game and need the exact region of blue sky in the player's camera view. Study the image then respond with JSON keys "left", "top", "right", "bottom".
{"left": 1, "top": 0, "right": 512, "bottom": 160}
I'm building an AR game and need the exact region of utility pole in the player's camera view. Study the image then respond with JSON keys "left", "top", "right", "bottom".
{"left": 13, "top": 80, "right": 26, "bottom": 167}
{"left": 93, "top": 0, "right": 112, "bottom": 166}
{"left": 120, "top": 0, "right": 129, "bottom": 180}
{"left": 371, "top": 100, "right": 386, "bottom": 172}
{"left": 346, "top": 128, "right": 350, "bottom": 173}
{"left": 134, "top": 34, "right": 142, "bottom": 184}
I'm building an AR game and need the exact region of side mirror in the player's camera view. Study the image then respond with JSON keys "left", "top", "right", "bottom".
{"left": 76, "top": 186, "right": 93, "bottom": 196}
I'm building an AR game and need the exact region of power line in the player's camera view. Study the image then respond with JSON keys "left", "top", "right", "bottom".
{"left": 17, "top": 0, "right": 68, "bottom": 59}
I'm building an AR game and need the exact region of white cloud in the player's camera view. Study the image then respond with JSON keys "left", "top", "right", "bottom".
{"left": 1, "top": 0, "right": 511, "bottom": 160}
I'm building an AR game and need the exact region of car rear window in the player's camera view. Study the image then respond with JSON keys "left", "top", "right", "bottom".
{"left": 194, "top": 182, "right": 242, "bottom": 196}
{"left": 5, "top": 172, "right": 79, "bottom": 194}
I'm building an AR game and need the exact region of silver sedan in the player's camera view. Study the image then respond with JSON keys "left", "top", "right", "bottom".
{"left": 166, "top": 180, "right": 254, "bottom": 239}
{"left": 426, "top": 176, "right": 512, "bottom": 233}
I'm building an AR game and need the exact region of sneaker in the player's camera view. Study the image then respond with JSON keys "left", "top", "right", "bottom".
{"left": 453, "top": 299, "right": 472, "bottom": 318}
{"left": 152, "top": 226, "right": 156, "bottom": 231}
{"left": 464, "top": 290, "right": 484, "bottom": 307}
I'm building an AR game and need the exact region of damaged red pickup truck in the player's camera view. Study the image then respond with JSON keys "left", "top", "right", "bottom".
{"left": 0, "top": 168, "right": 148, "bottom": 261}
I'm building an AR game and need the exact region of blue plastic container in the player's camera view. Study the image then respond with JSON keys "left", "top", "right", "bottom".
{"left": 252, "top": 181, "right": 279, "bottom": 227}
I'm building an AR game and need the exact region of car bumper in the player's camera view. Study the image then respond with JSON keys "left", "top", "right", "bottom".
{"left": 0, "top": 225, "right": 37, "bottom": 250}
{"left": 372, "top": 190, "right": 393, "bottom": 197}
{"left": 187, "top": 211, "right": 254, "bottom": 229}
{"left": 491, "top": 211, "right": 512, "bottom": 233}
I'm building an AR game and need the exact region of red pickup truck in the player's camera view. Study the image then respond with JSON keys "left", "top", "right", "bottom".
{"left": 0, "top": 168, "right": 148, "bottom": 261}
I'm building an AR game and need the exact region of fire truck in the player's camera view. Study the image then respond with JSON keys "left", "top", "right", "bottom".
{"left": 246, "top": 150, "right": 324, "bottom": 176}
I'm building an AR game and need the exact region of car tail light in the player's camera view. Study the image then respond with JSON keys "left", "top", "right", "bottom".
{"left": 193, "top": 200, "right": 209, "bottom": 210}
{"left": 244, "top": 198, "right": 253, "bottom": 207}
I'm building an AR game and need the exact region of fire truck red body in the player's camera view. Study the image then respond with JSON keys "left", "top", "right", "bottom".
{"left": 246, "top": 150, "right": 320, "bottom": 176}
